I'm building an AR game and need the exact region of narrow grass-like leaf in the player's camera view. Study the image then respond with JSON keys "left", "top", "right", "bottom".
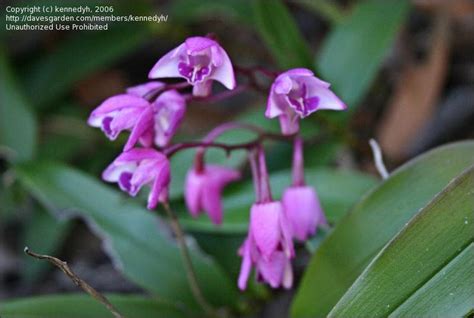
{"left": 253, "top": 0, "right": 312, "bottom": 69}
{"left": 0, "top": 50, "right": 37, "bottom": 162}
{"left": 316, "top": 0, "right": 410, "bottom": 107}
{"left": 22, "top": 25, "right": 149, "bottom": 107}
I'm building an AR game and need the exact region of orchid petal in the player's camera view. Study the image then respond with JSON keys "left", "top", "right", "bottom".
{"left": 124, "top": 107, "right": 154, "bottom": 151}
{"left": 126, "top": 81, "right": 164, "bottom": 97}
{"left": 147, "top": 160, "right": 171, "bottom": 209}
{"left": 208, "top": 47, "right": 236, "bottom": 89}
{"left": 148, "top": 44, "right": 185, "bottom": 79}
{"left": 250, "top": 202, "right": 282, "bottom": 261}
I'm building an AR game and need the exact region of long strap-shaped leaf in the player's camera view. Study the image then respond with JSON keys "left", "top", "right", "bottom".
{"left": 328, "top": 164, "right": 474, "bottom": 317}
{"left": 291, "top": 141, "right": 474, "bottom": 318}
{"left": 389, "top": 243, "right": 474, "bottom": 318}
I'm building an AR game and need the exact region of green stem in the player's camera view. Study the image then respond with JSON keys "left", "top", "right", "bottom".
{"left": 161, "top": 202, "right": 217, "bottom": 317}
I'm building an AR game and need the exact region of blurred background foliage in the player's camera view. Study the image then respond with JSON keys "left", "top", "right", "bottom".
{"left": 1, "top": 0, "right": 473, "bottom": 317}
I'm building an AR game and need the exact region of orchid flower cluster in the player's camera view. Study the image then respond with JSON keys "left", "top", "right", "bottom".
{"left": 88, "top": 36, "right": 346, "bottom": 291}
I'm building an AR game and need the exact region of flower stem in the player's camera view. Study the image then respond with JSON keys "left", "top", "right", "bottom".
{"left": 164, "top": 129, "right": 294, "bottom": 158}
{"left": 257, "top": 146, "right": 272, "bottom": 202}
{"left": 292, "top": 136, "right": 305, "bottom": 186}
{"left": 161, "top": 202, "right": 217, "bottom": 317}
{"left": 248, "top": 149, "right": 261, "bottom": 202}
{"left": 193, "top": 122, "right": 273, "bottom": 171}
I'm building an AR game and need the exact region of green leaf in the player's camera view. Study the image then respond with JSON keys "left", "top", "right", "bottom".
{"left": 253, "top": 0, "right": 312, "bottom": 69}
{"left": 22, "top": 205, "right": 71, "bottom": 282}
{"left": 389, "top": 243, "right": 474, "bottom": 318}
{"left": 0, "top": 50, "right": 37, "bottom": 162}
{"left": 291, "top": 141, "right": 474, "bottom": 318}
{"left": 169, "top": 0, "right": 254, "bottom": 25}
{"left": 179, "top": 168, "right": 377, "bottom": 234}
{"left": 22, "top": 25, "right": 149, "bottom": 107}
{"left": 192, "top": 232, "right": 246, "bottom": 279}
{"left": 329, "top": 165, "right": 474, "bottom": 317}
{"left": 15, "top": 162, "right": 238, "bottom": 310}
{"left": 317, "top": 0, "right": 410, "bottom": 107}
{"left": 0, "top": 294, "right": 187, "bottom": 318}
{"left": 294, "top": 0, "right": 345, "bottom": 25}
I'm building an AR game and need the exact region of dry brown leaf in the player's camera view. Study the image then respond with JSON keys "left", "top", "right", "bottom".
{"left": 377, "top": 14, "right": 451, "bottom": 160}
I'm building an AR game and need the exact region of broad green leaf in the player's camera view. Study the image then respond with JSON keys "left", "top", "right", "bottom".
{"left": 0, "top": 50, "right": 37, "bottom": 162}
{"left": 317, "top": 0, "right": 410, "bottom": 107}
{"left": 0, "top": 294, "right": 187, "bottom": 318}
{"left": 22, "top": 25, "right": 149, "bottom": 107}
{"left": 192, "top": 232, "right": 245, "bottom": 279}
{"left": 15, "top": 162, "right": 238, "bottom": 310}
{"left": 389, "top": 243, "right": 474, "bottom": 318}
{"left": 253, "top": 0, "right": 312, "bottom": 69}
{"left": 329, "top": 165, "right": 474, "bottom": 317}
{"left": 179, "top": 168, "right": 377, "bottom": 234}
{"left": 291, "top": 141, "right": 474, "bottom": 318}
{"left": 22, "top": 205, "right": 71, "bottom": 282}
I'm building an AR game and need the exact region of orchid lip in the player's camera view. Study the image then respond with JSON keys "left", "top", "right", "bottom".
{"left": 118, "top": 171, "right": 133, "bottom": 193}
{"left": 178, "top": 61, "right": 211, "bottom": 83}
{"left": 101, "top": 116, "right": 114, "bottom": 137}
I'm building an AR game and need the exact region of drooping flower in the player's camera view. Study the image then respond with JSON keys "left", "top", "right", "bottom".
{"left": 238, "top": 236, "right": 293, "bottom": 290}
{"left": 282, "top": 137, "right": 327, "bottom": 241}
{"left": 102, "top": 148, "right": 170, "bottom": 209}
{"left": 283, "top": 186, "right": 327, "bottom": 241}
{"left": 88, "top": 82, "right": 186, "bottom": 150}
{"left": 249, "top": 201, "right": 294, "bottom": 261}
{"left": 238, "top": 145, "right": 295, "bottom": 290}
{"left": 266, "top": 68, "right": 346, "bottom": 135}
{"left": 149, "top": 36, "right": 236, "bottom": 97}
{"left": 184, "top": 165, "right": 240, "bottom": 225}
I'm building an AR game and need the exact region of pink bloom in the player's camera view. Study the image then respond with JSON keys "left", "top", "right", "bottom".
{"left": 184, "top": 165, "right": 240, "bottom": 225}
{"left": 238, "top": 237, "right": 293, "bottom": 290}
{"left": 102, "top": 148, "right": 170, "bottom": 209}
{"left": 127, "top": 90, "right": 186, "bottom": 149}
{"left": 266, "top": 68, "right": 346, "bottom": 135}
{"left": 149, "top": 36, "right": 236, "bottom": 97}
{"left": 87, "top": 93, "right": 151, "bottom": 142}
{"left": 282, "top": 186, "right": 327, "bottom": 241}
{"left": 126, "top": 81, "right": 164, "bottom": 97}
{"left": 88, "top": 82, "right": 186, "bottom": 150}
{"left": 249, "top": 201, "right": 294, "bottom": 261}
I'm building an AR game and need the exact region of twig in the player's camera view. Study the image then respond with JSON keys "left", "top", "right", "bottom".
{"left": 160, "top": 203, "right": 218, "bottom": 317}
{"left": 369, "top": 138, "right": 389, "bottom": 179}
{"left": 24, "top": 247, "right": 124, "bottom": 318}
